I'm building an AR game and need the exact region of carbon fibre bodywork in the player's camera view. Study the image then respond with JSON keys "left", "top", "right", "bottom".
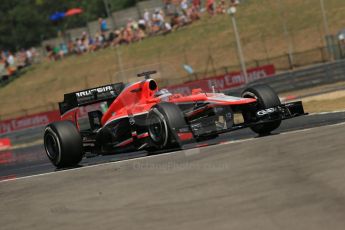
{"left": 56, "top": 73, "right": 306, "bottom": 155}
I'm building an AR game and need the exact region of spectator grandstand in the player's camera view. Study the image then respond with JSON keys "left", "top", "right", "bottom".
{"left": 1, "top": 0, "right": 237, "bottom": 80}
{"left": 41, "top": 0, "right": 227, "bottom": 61}
{"left": 1, "top": 0, "right": 345, "bottom": 121}
{"left": 0, "top": 48, "right": 40, "bottom": 84}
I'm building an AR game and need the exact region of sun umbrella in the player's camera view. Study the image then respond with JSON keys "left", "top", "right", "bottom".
{"left": 50, "top": 12, "right": 65, "bottom": 21}
{"left": 64, "top": 8, "right": 83, "bottom": 17}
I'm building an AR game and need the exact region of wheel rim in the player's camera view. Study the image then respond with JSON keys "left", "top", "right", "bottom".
{"left": 242, "top": 90, "right": 281, "bottom": 134}
{"left": 148, "top": 110, "right": 168, "bottom": 146}
{"left": 44, "top": 129, "right": 61, "bottom": 162}
{"left": 242, "top": 91, "right": 258, "bottom": 100}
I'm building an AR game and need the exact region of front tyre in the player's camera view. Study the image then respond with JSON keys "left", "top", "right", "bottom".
{"left": 147, "top": 102, "right": 190, "bottom": 150}
{"left": 242, "top": 84, "right": 281, "bottom": 135}
{"left": 147, "top": 108, "right": 169, "bottom": 148}
{"left": 44, "top": 121, "right": 83, "bottom": 168}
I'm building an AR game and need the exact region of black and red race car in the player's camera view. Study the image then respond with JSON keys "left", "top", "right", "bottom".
{"left": 44, "top": 71, "right": 306, "bottom": 168}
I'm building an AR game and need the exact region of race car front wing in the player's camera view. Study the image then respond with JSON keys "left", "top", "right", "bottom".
{"left": 195, "top": 101, "right": 307, "bottom": 137}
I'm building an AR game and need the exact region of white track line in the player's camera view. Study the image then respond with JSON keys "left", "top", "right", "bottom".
{"left": 308, "top": 109, "right": 345, "bottom": 116}
{"left": 216, "top": 121, "right": 345, "bottom": 146}
{"left": 1, "top": 114, "right": 345, "bottom": 183}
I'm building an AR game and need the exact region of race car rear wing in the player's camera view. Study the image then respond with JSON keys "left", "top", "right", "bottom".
{"left": 59, "top": 82, "right": 125, "bottom": 115}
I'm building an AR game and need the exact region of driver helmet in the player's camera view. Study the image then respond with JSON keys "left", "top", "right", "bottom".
{"left": 154, "top": 88, "right": 172, "bottom": 101}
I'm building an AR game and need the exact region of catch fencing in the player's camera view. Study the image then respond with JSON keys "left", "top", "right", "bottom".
{"left": 223, "top": 59, "right": 345, "bottom": 96}
{"left": 1, "top": 60, "right": 345, "bottom": 144}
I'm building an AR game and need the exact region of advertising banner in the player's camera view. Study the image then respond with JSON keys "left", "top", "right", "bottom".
{"left": 0, "top": 65, "right": 275, "bottom": 134}
{"left": 0, "top": 104, "right": 101, "bottom": 135}
{"left": 0, "top": 138, "right": 11, "bottom": 150}
{"left": 167, "top": 65, "right": 276, "bottom": 95}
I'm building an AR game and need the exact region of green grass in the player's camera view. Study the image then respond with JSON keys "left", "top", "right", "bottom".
{"left": 1, "top": 0, "right": 345, "bottom": 119}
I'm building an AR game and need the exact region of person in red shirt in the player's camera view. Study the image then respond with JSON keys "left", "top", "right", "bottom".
{"left": 206, "top": 0, "right": 215, "bottom": 15}
{"left": 193, "top": 0, "right": 201, "bottom": 9}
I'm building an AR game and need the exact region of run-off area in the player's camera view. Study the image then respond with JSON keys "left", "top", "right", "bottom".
{"left": 0, "top": 113, "right": 345, "bottom": 230}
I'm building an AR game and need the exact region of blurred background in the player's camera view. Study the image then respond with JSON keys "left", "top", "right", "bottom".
{"left": 0, "top": 0, "right": 345, "bottom": 131}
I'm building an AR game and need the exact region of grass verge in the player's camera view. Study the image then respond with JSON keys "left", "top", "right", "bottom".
{"left": 0, "top": 0, "right": 344, "bottom": 119}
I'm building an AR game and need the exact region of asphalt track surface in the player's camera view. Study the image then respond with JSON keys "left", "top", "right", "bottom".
{"left": 1, "top": 111, "right": 344, "bottom": 180}
{"left": 0, "top": 111, "right": 345, "bottom": 229}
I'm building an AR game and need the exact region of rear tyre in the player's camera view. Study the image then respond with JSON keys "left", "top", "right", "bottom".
{"left": 242, "top": 84, "right": 281, "bottom": 135}
{"left": 44, "top": 121, "right": 83, "bottom": 168}
{"left": 146, "top": 102, "right": 190, "bottom": 150}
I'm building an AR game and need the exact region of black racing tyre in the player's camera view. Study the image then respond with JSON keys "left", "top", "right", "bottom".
{"left": 44, "top": 121, "right": 83, "bottom": 168}
{"left": 146, "top": 102, "right": 189, "bottom": 150}
{"left": 241, "top": 84, "right": 281, "bottom": 135}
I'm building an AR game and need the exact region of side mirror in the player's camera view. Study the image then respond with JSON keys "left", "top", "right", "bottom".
{"left": 137, "top": 70, "right": 157, "bottom": 79}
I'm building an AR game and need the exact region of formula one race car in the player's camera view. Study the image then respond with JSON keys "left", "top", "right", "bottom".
{"left": 44, "top": 71, "right": 306, "bottom": 167}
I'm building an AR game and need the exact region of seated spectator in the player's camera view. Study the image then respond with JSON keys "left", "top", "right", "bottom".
{"left": 81, "top": 31, "right": 90, "bottom": 51}
{"left": 0, "top": 58, "right": 7, "bottom": 79}
{"left": 137, "top": 28, "right": 146, "bottom": 41}
{"left": 67, "top": 40, "right": 75, "bottom": 54}
{"left": 88, "top": 36, "right": 97, "bottom": 52}
{"left": 170, "top": 13, "right": 181, "bottom": 30}
{"left": 60, "top": 43, "right": 68, "bottom": 56}
{"left": 111, "top": 30, "right": 121, "bottom": 46}
{"left": 1, "top": 50, "right": 6, "bottom": 62}
{"left": 180, "top": 0, "right": 189, "bottom": 15}
{"left": 143, "top": 9, "right": 151, "bottom": 29}
{"left": 6, "top": 52, "right": 17, "bottom": 75}
{"left": 101, "top": 32, "right": 107, "bottom": 47}
{"left": 206, "top": 0, "right": 216, "bottom": 15}
{"left": 192, "top": 0, "right": 201, "bottom": 10}
{"left": 152, "top": 9, "right": 165, "bottom": 33}
{"left": 74, "top": 38, "right": 83, "bottom": 54}
{"left": 138, "top": 18, "right": 146, "bottom": 31}
{"left": 179, "top": 12, "right": 190, "bottom": 26}
{"left": 123, "top": 25, "right": 133, "bottom": 44}
{"left": 165, "top": 0, "right": 178, "bottom": 16}
{"left": 45, "top": 44, "right": 54, "bottom": 61}
{"left": 216, "top": 0, "right": 226, "bottom": 14}
{"left": 116, "top": 29, "right": 127, "bottom": 45}
{"left": 30, "top": 1, "right": 213, "bottom": 65}
{"left": 187, "top": 5, "right": 201, "bottom": 21}
{"left": 7, "top": 52, "right": 15, "bottom": 66}
{"left": 16, "top": 49, "right": 27, "bottom": 69}
{"left": 94, "top": 32, "right": 103, "bottom": 49}
{"left": 230, "top": 0, "right": 240, "bottom": 6}
{"left": 53, "top": 45, "right": 63, "bottom": 60}
{"left": 108, "top": 29, "right": 116, "bottom": 43}
{"left": 162, "top": 22, "right": 172, "bottom": 35}
{"left": 26, "top": 49, "right": 33, "bottom": 65}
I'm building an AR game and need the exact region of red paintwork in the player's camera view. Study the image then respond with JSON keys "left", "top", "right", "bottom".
{"left": 0, "top": 175, "right": 17, "bottom": 181}
{"left": 60, "top": 108, "right": 79, "bottom": 127}
{"left": 0, "top": 138, "right": 11, "bottom": 150}
{"left": 0, "top": 151, "right": 13, "bottom": 164}
{"left": 101, "top": 80, "right": 257, "bottom": 126}
{"left": 177, "top": 132, "right": 194, "bottom": 141}
{"left": 116, "top": 138, "right": 134, "bottom": 147}
{"left": 101, "top": 80, "right": 160, "bottom": 125}
{"left": 168, "top": 93, "right": 256, "bottom": 105}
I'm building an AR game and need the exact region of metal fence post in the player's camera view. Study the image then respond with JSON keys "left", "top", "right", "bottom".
{"left": 287, "top": 53, "right": 294, "bottom": 69}
{"left": 320, "top": 47, "right": 326, "bottom": 62}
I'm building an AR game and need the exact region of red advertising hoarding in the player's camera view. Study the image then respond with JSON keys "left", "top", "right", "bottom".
{"left": 0, "top": 111, "right": 60, "bottom": 134}
{"left": 0, "top": 138, "right": 11, "bottom": 150}
{"left": 167, "top": 65, "right": 275, "bottom": 95}
{"left": 0, "top": 65, "right": 275, "bottom": 134}
{"left": 0, "top": 104, "right": 101, "bottom": 135}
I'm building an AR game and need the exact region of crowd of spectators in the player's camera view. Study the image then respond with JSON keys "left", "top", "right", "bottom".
{"left": 45, "top": 0, "right": 238, "bottom": 61}
{"left": 0, "top": 48, "right": 39, "bottom": 79}
{"left": 1, "top": 1, "right": 241, "bottom": 73}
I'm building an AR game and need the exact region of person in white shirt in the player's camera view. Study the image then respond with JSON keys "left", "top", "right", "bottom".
{"left": 7, "top": 53, "right": 15, "bottom": 66}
